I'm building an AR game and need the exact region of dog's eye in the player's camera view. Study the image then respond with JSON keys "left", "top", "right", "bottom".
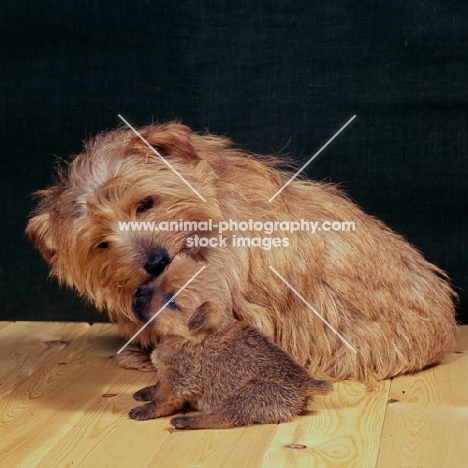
{"left": 97, "top": 241, "right": 110, "bottom": 249}
{"left": 163, "top": 292, "right": 178, "bottom": 309}
{"left": 136, "top": 196, "right": 154, "bottom": 214}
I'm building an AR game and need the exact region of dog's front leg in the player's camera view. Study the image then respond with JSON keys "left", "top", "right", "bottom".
{"left": 129, "top": 401, "right": 159, "bottom": 421}
{"left": 133, "top": 384, "right": 159, "bottom": 402}
{"left": 170, "top": 411, "right": 236, "bottom": 430}
{"left": 114, "top": 345, "right": 154, "bottom": 371}
{"left": 129, "top": 379, "right": 187, "bottom": 421}
{"left": 129, "top": 396, "right": 187, "bottom": 421}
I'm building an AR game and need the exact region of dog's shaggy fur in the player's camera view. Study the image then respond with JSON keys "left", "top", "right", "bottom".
{"left": 27, "top": 121, "right": 458, "bottom": 382}
{"left": 129, "top": 256, "right": 333, "bottom": 429}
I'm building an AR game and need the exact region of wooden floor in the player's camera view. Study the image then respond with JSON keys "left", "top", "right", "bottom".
{"left": 0, "top": 322, "right": 467, "bottom": 468}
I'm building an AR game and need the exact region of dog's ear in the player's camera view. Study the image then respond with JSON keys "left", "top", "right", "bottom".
{"left": 188, "top": 301, "right": 222, "bottom": 332}
{"left": 135, "top": 122, "right": 200, "bottom": 161}
{"left": 26, "top": 212, "right": 57, "bottom": 263}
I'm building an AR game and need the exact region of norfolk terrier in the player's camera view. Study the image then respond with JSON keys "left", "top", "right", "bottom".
{"left": 129, "top": 256, "right": 333, "bottom": 429}
{"left": 27, "top": 121, "right": 458, "bottom": 382}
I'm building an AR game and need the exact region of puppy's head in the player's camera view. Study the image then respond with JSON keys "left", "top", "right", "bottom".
{"left": 26, "top": 122, "right": 229, "bottom": 341}
{"left": 132, "top": 255, "right": 234, "bottom": 340}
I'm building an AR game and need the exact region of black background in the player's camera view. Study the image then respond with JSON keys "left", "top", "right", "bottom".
{"left": 1, "top": 1, "right": 467, "bottom": 323}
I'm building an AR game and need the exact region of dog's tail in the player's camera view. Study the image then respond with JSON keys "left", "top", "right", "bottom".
{"left": 306, "top": 377, "right": 334, "bottom": 396}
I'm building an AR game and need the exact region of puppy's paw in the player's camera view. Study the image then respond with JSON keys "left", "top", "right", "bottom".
{"left": 133, "top": 386, "right": 156, "bottom": 402}
{"left": 170, "top": 415, "right": 192, "bottom": 429}
{"left": 129, "top": 402, "right": 156, "bottom": 421}
{"left": 114, "top": 346, "right": 154, "bottom": 371}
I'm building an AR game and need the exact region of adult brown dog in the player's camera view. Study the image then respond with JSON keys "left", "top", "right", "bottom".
{"left": 27, "top": 121, "right": 458, "bottom": 381}
{"left": 129, "top": 255, "right": 333, "bottom": 429}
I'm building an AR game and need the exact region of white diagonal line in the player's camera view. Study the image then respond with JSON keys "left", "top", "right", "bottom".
{"left": 269, "top": 266, "right": 357, "bottom": 354}
{"left": 268, "top": 115, "right": 356, "bottom": 202}
{"left": 118, "top": 114, "right": 207, "bottom": 202}
{"left": 117, "top": 265, "right": 207, "bottom": 354}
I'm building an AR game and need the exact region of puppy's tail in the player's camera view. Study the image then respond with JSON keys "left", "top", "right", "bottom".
{"left": 306, "top": 377, "right": 333, "bottom": 396}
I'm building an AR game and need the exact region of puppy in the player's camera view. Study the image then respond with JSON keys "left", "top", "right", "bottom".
{"left": 129, "top": 256, "right": 333, "bottom": 429}
{"left": 27, "top": 121, "right": 458, "bottom": 381}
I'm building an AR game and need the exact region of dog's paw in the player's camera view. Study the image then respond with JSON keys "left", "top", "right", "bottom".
{"left": 114, "top": 346, "right": 155, "bottom": 372}
{"left": 170, "top": 415, "right": 192, "bottom": 429}
{"left": 129, "top": 402, "right": 156, "bottom": 421}
{"left": 133, "top": 386, "right": 156, "bottom": 402}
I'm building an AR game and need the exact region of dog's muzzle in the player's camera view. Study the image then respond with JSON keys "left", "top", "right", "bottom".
{"left": 132, "top": 283, "right": 155, "bottom": 322}
{"left": 143, "top": 247, "right": 171, "bottom": 277}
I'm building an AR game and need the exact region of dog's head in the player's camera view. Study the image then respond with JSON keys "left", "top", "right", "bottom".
{"left": 132, "top": 255, "right": 234, "bottom": 340}
{"left": 26, "top": 122, "right": 229, "bottom": 330}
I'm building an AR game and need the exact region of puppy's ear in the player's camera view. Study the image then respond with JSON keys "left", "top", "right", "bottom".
{"left": 26, "top": 212, "right": 56, "bottom": 263}
{"left": 188, "top": 301, "right": 221, "bottom": 332}
{"left": 135, "top": 122, "right": 200, "bottom": 161}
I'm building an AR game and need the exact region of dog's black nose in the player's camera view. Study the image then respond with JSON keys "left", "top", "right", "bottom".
{"left": 134, "top": 284, "right": 152, "bottom": 298}
{"left": 144, "top": 248, "right": 171, "bottom": 276}
{"left": 132, "top": 283, "right": 155, "bottom": 322}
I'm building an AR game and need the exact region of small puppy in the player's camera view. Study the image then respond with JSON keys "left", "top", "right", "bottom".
{"left": 129, "top": 256, "right": 333, "bottom": 429}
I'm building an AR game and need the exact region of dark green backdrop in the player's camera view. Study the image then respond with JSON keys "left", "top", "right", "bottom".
{"left": 1, "top": 1, "right": 467, "bottom": 323}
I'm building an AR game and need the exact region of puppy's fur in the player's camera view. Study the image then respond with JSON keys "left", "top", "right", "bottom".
{"left": 27, "top": 121, "right": 458, "bottom": 382}
{"left": 129, "top": 257, "right": 333, "bottom": 429}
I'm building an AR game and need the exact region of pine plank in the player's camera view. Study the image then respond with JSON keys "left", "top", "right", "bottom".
{"left": 0, "top": 323, "right": 466, "bottom": 468}
{"left": 34, "top": 369, "right": 163, "bottom": 468}
{"left": 376, "top": 326, "right": 468, "bottom": 468}
{"left": 261, "top": 380, "right": 390, "bottom": 468}
{"left": 0, "top": 323, "right": 127, "bottom": 468}
{"left": 0, "top": 321, "right": 90, "bottom": 398}
{"left": 149, "top": 422, "right": 277, "bottom": 468}
{"left": 454, "top": 324, "right": 468, "bottom": 352}
{"left": 0, "top": 321, "right": 14, "bottom": 333}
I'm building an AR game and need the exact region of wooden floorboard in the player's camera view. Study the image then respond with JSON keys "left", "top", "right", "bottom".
{"left": 376, "top": 327, "right": 468, "bottom": 468}
{"left": 0, "top": 322, "right": 466, "bottom": 468}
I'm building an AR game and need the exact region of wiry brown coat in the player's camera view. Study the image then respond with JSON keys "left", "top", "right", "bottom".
{"left": 129, "top": 258, "right": 333, "bottom": 429}
{"left": 27, "top": 121, "right": 458, "bottom": 382}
